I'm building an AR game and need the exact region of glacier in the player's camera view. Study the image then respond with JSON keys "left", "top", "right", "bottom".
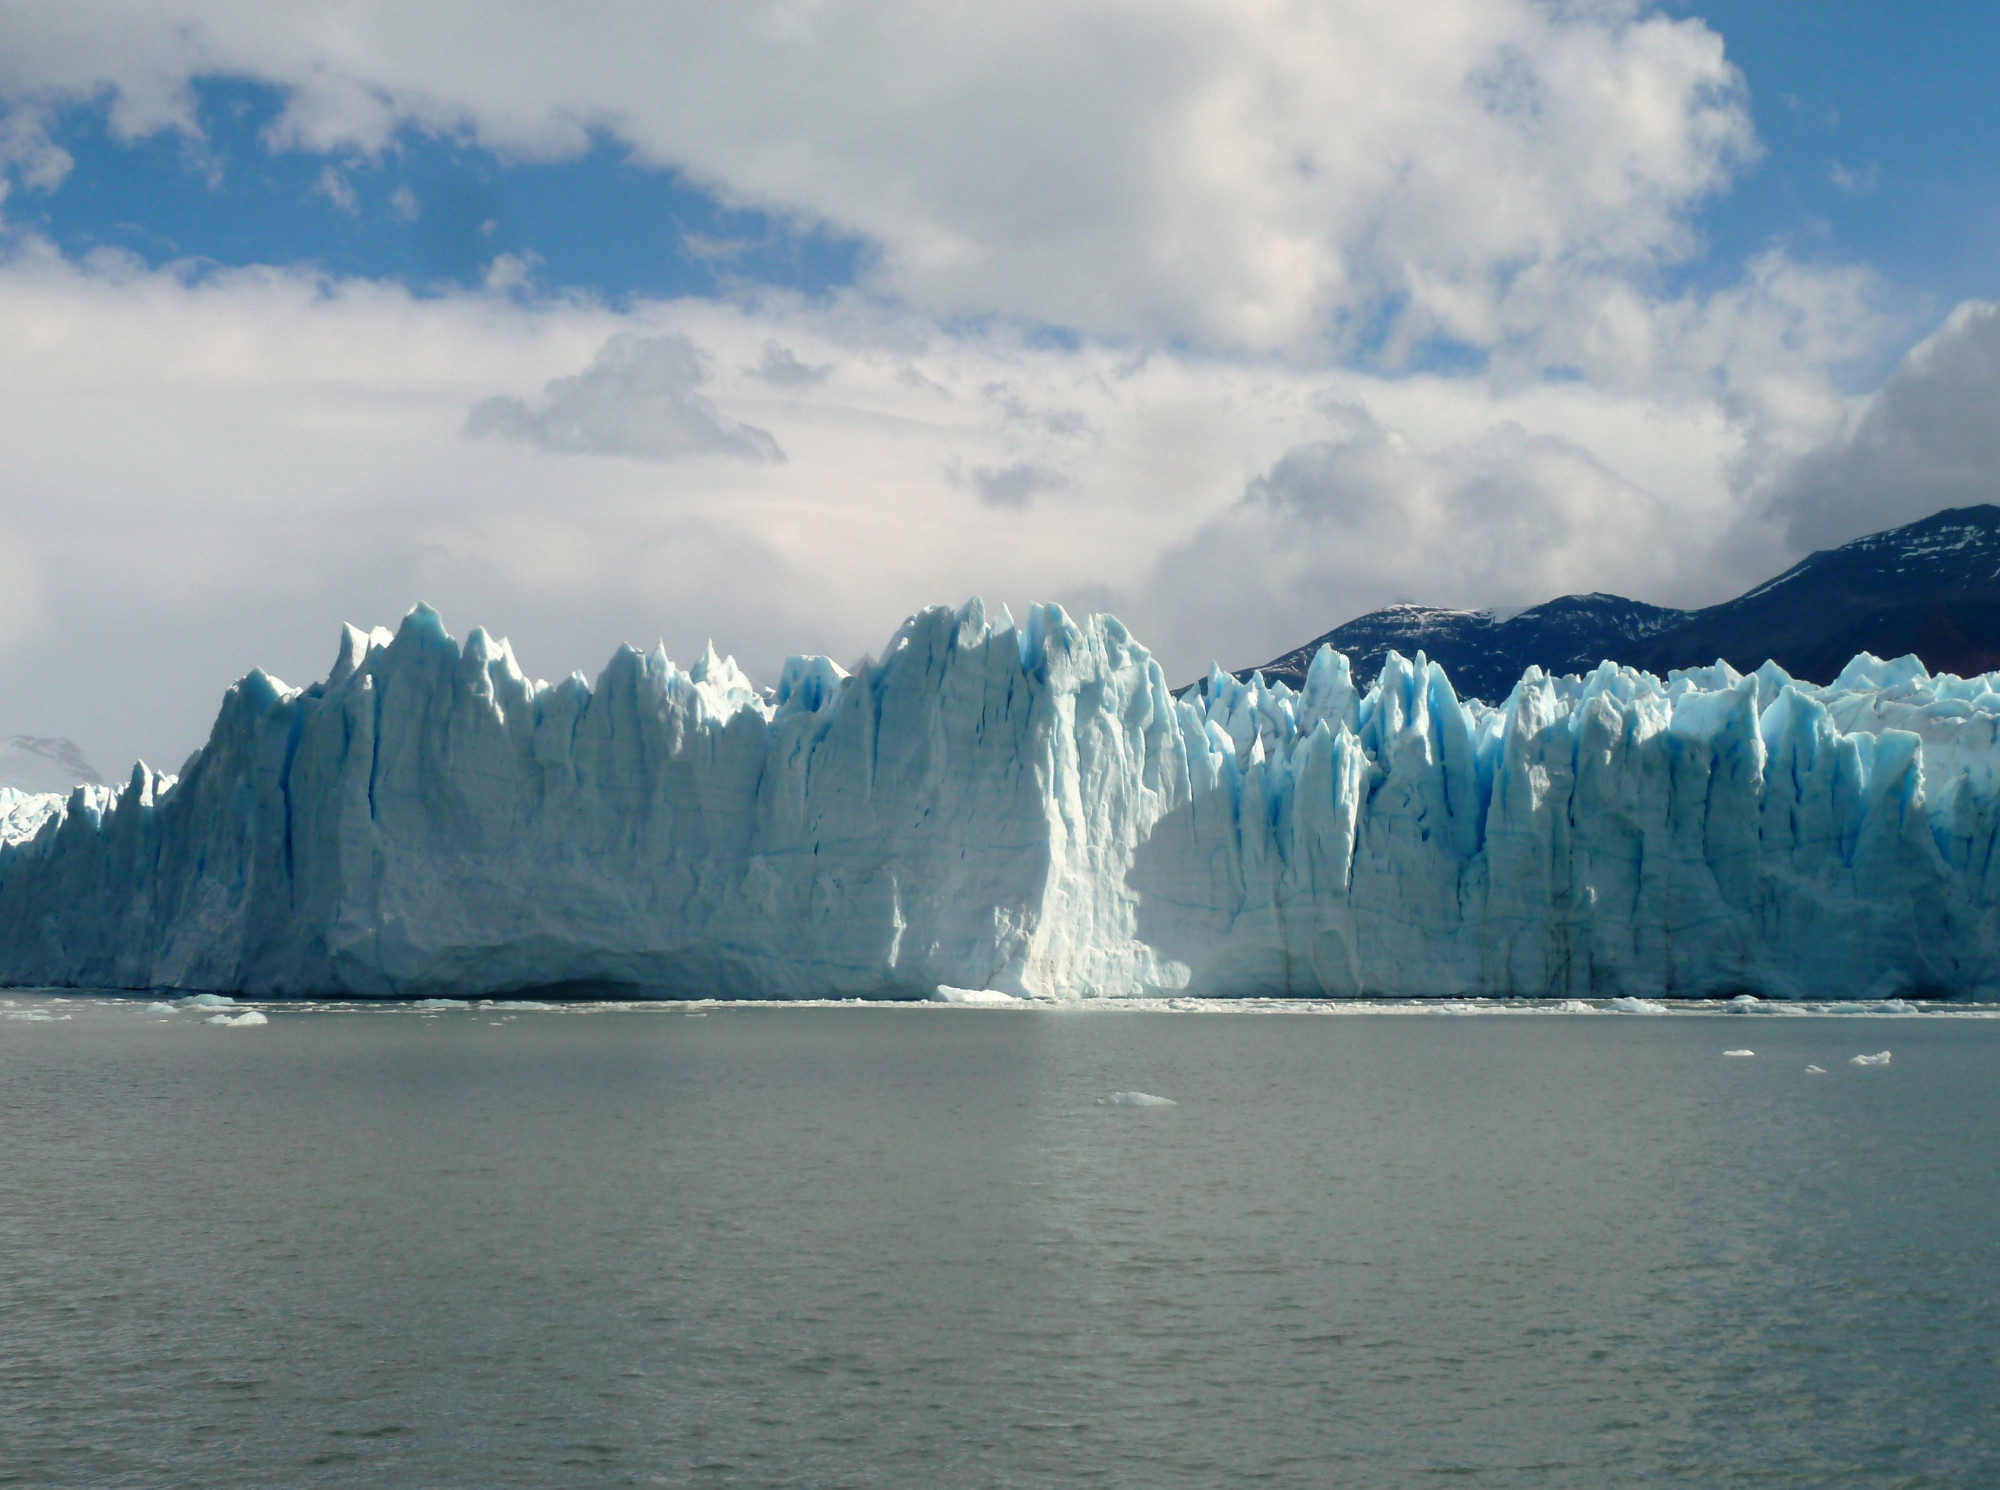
{"left": 5, "top": 600, "right": 2000, "bottom": 1001}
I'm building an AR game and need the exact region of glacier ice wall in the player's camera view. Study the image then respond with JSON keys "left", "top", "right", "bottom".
{"left": 5, "top": 600, "right": 2000, "bottom": 1000}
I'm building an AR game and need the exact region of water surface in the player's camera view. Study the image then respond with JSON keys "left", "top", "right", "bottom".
{"left": 2, "top": 996, "right": 1995, "bottom": 1487}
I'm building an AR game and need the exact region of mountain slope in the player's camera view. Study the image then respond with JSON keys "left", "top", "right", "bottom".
{"left": 0, "top": 736, "right": 106, "bottom": 795}
{"left": 1227, "top": 504, "right": 2000, "bottom": 700}
{"left": 1630, "top": 505, "right": 2000, "bottom": 683}
{"left": 1236, "top": 593, "right": 1691, "bottom": 701}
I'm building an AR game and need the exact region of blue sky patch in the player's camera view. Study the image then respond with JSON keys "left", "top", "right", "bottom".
{"left": 5, "top": 77, "right": 869, "bottom": 302}
{"left": 1675, "top": 0, "right": 2000, "bottom": 316}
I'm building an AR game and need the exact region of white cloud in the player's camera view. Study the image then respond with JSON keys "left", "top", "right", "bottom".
{"left": 0, "top": 519, "right": 37, "bottom": 646}
{"left": 0, "top": 104, "right": 72, "bottom": 201}
{"left": 970, "top": 461, "right": 1073, "bottom": 510}
{"left": 1827, "top": 158, "right": 1878, "bottom": 198}
{"left": 310, "top": 162, "right": 357, "bottom": 214}
{"left": 467, "top": 332, "right": 785, "bottom": 463}
{"left": 0, "top": 0, "right": 1754, "bottom": 354}
{"left": 0, "top": 0, "right": 1939, "bottom": 768}
{"left": 750, "top": 341, "right": 829, "bottom": 389}
{"left": 1768, "top": 300, "right": 2000, "bottom": 551}
{"left": 0, "top": 242, "right": 1794, "bottom": 773}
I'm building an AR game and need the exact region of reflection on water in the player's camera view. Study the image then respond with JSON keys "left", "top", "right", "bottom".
{"left": 1, "top": 997, "right": 1996, "bottom": 1487}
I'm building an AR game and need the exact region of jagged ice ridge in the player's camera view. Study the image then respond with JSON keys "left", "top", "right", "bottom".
{"left": 6, "top": 600, "right": 2000, "bottom": 1000}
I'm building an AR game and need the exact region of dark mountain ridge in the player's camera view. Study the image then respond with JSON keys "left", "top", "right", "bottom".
{"left": 1239, "top": 593, "right": 1692, "bottom": 704}
{"left": 1624, "top": 506, "right": 2000, "bottom": 684}
{"left": 1218, "top": 504, "right": 2000, "bottom": 702}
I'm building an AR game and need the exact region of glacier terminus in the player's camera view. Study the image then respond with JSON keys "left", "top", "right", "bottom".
{"left": 5, "top": 600, "right": 2000, "bottom": 1001}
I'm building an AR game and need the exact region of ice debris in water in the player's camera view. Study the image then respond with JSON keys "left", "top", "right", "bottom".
{"left": 1723, "top": 1049, "right": 1755, "bottom": 1057}
{"left": 1610, "top": 997, "right": 1669, "bottom": 1015}
{"left": 1554, "top": 1000, "right": 1597, "bottom": 1013}
{"left": 1805, "top": 1064, "right": 1828, "bottom": 1074}
{"left": 206, "top": 1010, "right": 268, "bottom": 1027}
{"left": 931, "top": 985, "right": 1021, "bottom": 1004}
{"left": 1102, "top": 1091, "right": 1176, "bottom": 1107}
{"left": 1850, "top": 1050, "right": 1892, "bottom": 1066}
{"left": 412, "top": 998, "right": 468, "bottom": 1009}
{"left": 177, "top": 994, "right": 235, "bottom": 1009}
{"left": 12, "top": 604, "right": 2000, "bottom": 1001}
{"left": 145, "top": 1001, "right": 176, "bottom": 1013}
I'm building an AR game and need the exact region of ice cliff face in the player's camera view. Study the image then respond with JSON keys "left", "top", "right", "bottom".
{"left": 5, "top": 601, "right": 2000, "bottom": 1000}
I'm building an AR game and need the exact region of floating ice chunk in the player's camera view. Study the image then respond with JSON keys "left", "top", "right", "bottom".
{"left": 177, "top": 994, "right": 236, "bottom": 1009}
{"left": 1610, "top": 997, "right": 1668, "bottom": 1015}
{"left": 5, "top": 1010, "right": 56, "bottom": 1021}
{"left": 1101, "top": 1090, "right": 1176, "bottom": 1106}
{"left": 1554, "top": 1000, "right": 1596, "bottom": 1013}
{"left": 931, "top": 985, "right": 1021, "bottom": 1004}
{"left": 412, "top": 998, "right": 468, "bottom": 1009}
{"left": 1805, "top": 1065, "right": 1827, "bottom": 1074}
{"left": 145, "top": 1001, "right": 176, "bottom": 1013}
{"left": 1722, "top": 1049, "right": 1755, "bottom": 1057}
{"left": 1850, "top": 1050, "right": 1892, "bottom": 1066}
{"left": 206, "top": 1010, "right": 268, "bottom": 1026}
{"left": 485, "top": 1000, "right": 556, "bottom": 1010}
{"left": 1726, "top": 995, "right": 1761, "bottom": 1013}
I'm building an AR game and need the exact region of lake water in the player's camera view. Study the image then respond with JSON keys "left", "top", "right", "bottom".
{"left": 2, "top": 995, "right": 1997, "bottom": 1487}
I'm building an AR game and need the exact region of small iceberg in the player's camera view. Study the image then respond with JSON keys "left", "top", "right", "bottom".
{"left": 1850, "top": 1050, "right": 1892, "bottom": 1067}
{"left": 1100, "top": 1091, "right": 1176, "bottom": 1107}
{"left": 932, "top": 985, "right": 1021, "bottom": 1004}
{"left": 206, "top": 1010, "right": 268, "bottom": 1027}
{"left": 1805, "top": 1065, "right": 1827, "bottom": 1074}
{"left": 412, "top": 998, "right": 468, "bottom": 1010}
{"left": 177, "top": 994, "right": 236, "bottom": 1009}
{"left": 1722, "top": 1049, "right": 1754, "bottom": 1058}
{"left": 1609, "top": 997, "right": 1668, "bottom": 1014}
{"left": 145, "top": 1001, "right": 177, "bottom": 1014}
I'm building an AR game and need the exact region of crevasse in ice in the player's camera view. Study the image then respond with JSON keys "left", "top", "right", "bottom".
{"left": 4, "top": 601, "right": 2000, "bottom": 1000}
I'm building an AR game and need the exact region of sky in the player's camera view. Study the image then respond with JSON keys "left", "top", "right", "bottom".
{"left": 0, "top": 1, "right": 1996, "bottom": 776}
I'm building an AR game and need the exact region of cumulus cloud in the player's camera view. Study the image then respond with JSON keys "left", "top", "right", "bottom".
{"left": 750, "top": 341, "right": 829, "bottom": 389}
{"left": 0, "top": 0, "right": 1972, "bottom": 802}
{"left": 311, "top": 163, "right": 357, "bottom": 215}
{"left": 984, "top": 382, "right": 1095, "bottom": 444}
{"left": 0, "top": 0, "right": 1753, "bottom": 354}
{"left": 0, "top": 521, "right": 38, "bottom": 645}
{"left": 0, "top": 243, "right": 1795, "bottom": 773}
{"left": 971, "top": 462, "right": 1073, "bottom": 510}
{"left": 1143, "top": 402, "right": 1689, "bottom": 673}
{"left": 1770, "top": 301, "right": 2000, "bottom": 552}
{"left": 0, "top": 105, "right": 72, "bottom": 201}
{"left": 467, "top": 333, "right": 784, "bottom": 463}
